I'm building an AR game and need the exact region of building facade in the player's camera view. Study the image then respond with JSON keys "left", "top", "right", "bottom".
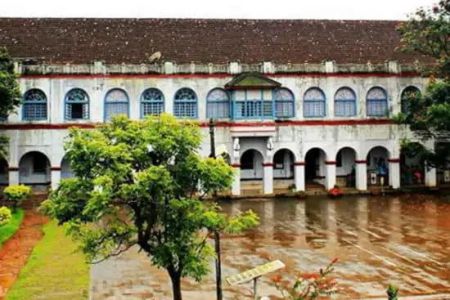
{"left": 0, "top": 18, "right": 440, "bottom": 195}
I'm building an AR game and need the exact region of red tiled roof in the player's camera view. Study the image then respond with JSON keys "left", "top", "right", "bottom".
{"left": 0, "top": 18, "right": 427, "bottom": 65}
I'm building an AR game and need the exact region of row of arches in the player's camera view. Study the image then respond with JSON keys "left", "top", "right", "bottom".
{"left": 0, "top": 143, "right": 435, "bottom": 191}
{"left": 20, "top": 85, "right": 420, "bottom": 121}
{"left": 239, "top": 144, "right": 427, "bottom": 191}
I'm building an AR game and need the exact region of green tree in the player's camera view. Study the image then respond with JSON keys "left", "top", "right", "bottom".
{"left": 0, "top": 47, "right": 21, "bottom": 158}
{"left": 396, "top": 0, "right": 450, "bottom": 169}
{"left": 42, "top": 114, "right": 258, "bottom": 300}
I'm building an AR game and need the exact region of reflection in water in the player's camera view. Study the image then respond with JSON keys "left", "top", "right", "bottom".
{"left": 92, "top": 194, "right": 450, "bottom": 300}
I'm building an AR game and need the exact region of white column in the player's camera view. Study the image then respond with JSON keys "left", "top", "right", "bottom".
{"left": 263, "top": 163, "right": 273, "bottom": 194}
{"left": 231, "top": 165, "right": 241, "bottom": 196}
{"left": 425, "top": 165, "right": 437, "bottom": 187}
{"left": 9, "top": 168, "right": 19, "bottom": 185}
{"left": 325, "top": 162, "right": 336, "bottom": 190}
{"left": 294, "top": 162, "right": 305, "bottom": 191}
{"left": 355, "top": 161, "right": 367, "bottom": 191}
{"left": 51, "top": 169, "right": 61, "bottom": 190}
{"left": 389, "top": 159, "right": 400, "bottom": 189}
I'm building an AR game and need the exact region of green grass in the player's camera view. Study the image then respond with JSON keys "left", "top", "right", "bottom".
{"left": 0, "top": 208, "right": 24, "bottom": 248}
{"left": 6, "top": 221, "right": 90, "bottom": 300}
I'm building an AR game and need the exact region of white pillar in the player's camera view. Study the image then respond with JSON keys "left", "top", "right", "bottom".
{"left": 389, "top": 159, "right": 400, "bottom": 189}
{"left": 294, "top": 162, "right": 305, "bottom": 191}
{"left": 325, "top": 162, "right": 336, "bottom": 190}
{"left": 51, "top": 169, "right": 61, "bottom": 190}
{"left": 231, "top": 165, "right": 241, "bottom": 196}
{"left": 355, "top": 161, "right": 367, "bottom": 191}
{"left": 8, "top": 168, "right": 19, "bottom": 185}
{"left": 425, "top": 165, "right": 437, "bottom": 187}
{"left": 263, "top": 163, "right": 273, "bottom": 194}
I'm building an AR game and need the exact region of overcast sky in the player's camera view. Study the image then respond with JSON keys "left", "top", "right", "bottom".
{"left": 1, "top": 0, "right": 437, "bottom": 20}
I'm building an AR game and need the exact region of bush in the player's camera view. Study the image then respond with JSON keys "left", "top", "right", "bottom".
{"left": 4, "top": 185, "right": 32, "bottom": 209}
{"left": 0, "top": 206, "right": 12, "bottom": 226}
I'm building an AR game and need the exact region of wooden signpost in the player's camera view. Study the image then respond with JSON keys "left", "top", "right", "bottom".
{"left": 225, "top": 260, "right": 285, "bottom": 300}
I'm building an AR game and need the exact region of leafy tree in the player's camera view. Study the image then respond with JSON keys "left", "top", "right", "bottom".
{"left": 0, "top": 47, "right": 21, "bottom": 158}
{"left": 396, "top": 0, "right": 450, "bottom": 170}
{"left": 42, "top": 114, "right": 258, "bottom": 300}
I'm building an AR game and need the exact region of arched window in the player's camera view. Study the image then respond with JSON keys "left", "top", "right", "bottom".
{"left": 274, "top": 88, "right": 295, "bottom": 118}
{"left": 23, "top": 89, "right": 47, "bottom": 120}
{"left": 174, "top": 88, "right": 197, "bottom": 118}
{"left": 401, "top": 86, "right": 421, "bottom": 114}
{"left": 206, "top": 88, "right": 229, "bottom": 119}
{"left": 303, "top": 88, "right": 326, "bottom": 117}
{"left": 104, "top": 89, "right": 129, "bottom": 121}
{"left": 366, "top": 87, "right": 388, "bottom": 117}
{"left": 334, "top": 87, "right": 356, "bottom": 117}
{"left": 65, "top": 88, "right": 89, "bottom": 120}
{"left": 141, "top": 88, "right": 164, "bottom": 117}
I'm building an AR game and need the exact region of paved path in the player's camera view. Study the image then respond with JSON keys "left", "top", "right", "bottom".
{"left": 0, "top": 210, "right": 48, "bottom": 298}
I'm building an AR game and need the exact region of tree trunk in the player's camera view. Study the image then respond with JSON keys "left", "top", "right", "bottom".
{"left": 168, "top": 270, "right": 183, "bottom": 300}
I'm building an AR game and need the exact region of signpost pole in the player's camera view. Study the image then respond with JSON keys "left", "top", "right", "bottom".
{"left": 209, "top": 118, "right": 223, "bottom": 300}
{"left": 253, "top": 277, "right": 259, "bottom": 300}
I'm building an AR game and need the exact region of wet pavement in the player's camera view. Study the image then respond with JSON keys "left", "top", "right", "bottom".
{"left": 90, "top": 194, "right": 450, "bottom": 299}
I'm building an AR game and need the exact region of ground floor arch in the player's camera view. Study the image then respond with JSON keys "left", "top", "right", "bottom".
{"left": 19, "top": 151, "right": 51, "bottom": 189}
{"left": 400, "top": 143, "right": 425, "bottom": 186}
{"left": 273, "top": 148, "right": 295, "bottom": 193}
{"left": 366, "top": 146, "right": 390, "bottom": 186}
{"left": 305, "top": 148, "right": 327, "bottom": 189}
{"left": 336, "top": 147, "right": 356, "bottom": 188}
{"left": 0, "top": 157, "right": 8, "bottom": 186}
{"left": 61, "top": 155, "right": 74, "bottom": 179}
{"left": 240, "top": 149, "right": 264, "bottom": 180}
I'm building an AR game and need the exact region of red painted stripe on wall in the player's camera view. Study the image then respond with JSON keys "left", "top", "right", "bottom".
{"left": 0, "top": 119, "right": 395, "bottom": 130}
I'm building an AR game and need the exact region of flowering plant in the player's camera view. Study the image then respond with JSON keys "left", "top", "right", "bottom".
{"left": 271, "top": 258, "right": 338, "bottom": 300}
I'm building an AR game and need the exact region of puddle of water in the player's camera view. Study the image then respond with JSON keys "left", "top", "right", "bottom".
{"left": 91, "top": 194, "right": 450, "bottom": 299}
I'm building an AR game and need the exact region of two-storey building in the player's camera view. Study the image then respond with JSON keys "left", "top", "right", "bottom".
{"left": 0, "top": 18, "right": 439, "bottom": 195}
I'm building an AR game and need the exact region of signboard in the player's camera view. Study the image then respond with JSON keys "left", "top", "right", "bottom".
{"left": 226, "top": 260, "right": 285, "bottom": 286}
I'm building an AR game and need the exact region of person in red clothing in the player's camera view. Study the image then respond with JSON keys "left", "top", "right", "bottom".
{"left": 329, "top": 185, "right": 343, "bottom": 198}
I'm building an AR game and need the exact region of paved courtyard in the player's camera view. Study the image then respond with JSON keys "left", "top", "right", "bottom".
{"left": 91, "top": 194, "right": 450, "bottom": 299}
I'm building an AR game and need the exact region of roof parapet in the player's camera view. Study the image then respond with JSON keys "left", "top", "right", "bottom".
{"left": 17, "top": 60, "right": 421, "bottom": 76}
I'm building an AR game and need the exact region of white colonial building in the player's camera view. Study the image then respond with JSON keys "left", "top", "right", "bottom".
{"left": 0, "top": 18, "right": 440, "bottom": 195}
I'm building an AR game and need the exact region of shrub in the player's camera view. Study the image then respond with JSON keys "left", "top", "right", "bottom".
{"left": 4, "top": 185, "right": 32, "bottom": 209}
{"left": 0, "top": 206, "right": 12, "bottom": 226}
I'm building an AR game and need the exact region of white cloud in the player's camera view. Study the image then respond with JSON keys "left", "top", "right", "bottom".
{"left": 0, "top": 0, "right": 437, "bottom": 20}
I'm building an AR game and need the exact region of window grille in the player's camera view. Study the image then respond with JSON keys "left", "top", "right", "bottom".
{"left": 141, "top": 88, "right": 164, "bottom": 117}
{"left": 401, "top": 86, "right": 420, "bottom": 114}
{"left": 303, "top": 88, "right": 326, "bottom": 117}
{"left": 65, "top": 88, "right": 89, "bottom": 120}
{"left": 334, "top": 87, "right": 356, "bottom": 117}
{"left": 366, "top": 87, "right": 388, "bottom": 117}
{"left": 274, "top": 88, "right": 295, "bottom": 118}
{"left": 105, "top": 89, "right": 129, "bottom": 121}
{"left": 174, "top": 88, "right": 197, "bottom": 118}
{"left": 206, "top": 88, "right": 230, "bottom": 119}
{"left": 23, "top": 89, "right": 47, "bottom": 121}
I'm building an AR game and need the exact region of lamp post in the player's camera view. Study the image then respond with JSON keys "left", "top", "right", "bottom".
{"left": 209, "top": 118, "right": 223, "bottom": 300}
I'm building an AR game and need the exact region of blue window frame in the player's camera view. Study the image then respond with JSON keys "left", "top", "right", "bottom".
{"left": 303, "top": 88, "right": 326, "bottom": 117}
{"left": 104, "top": 89, "right": 129, "bottom": 121}
{"left": 65, "top": 88, "right": 89, "bottom": 120}
{"left": 207, "top": 88, "right": 230, "bottom": 119}
{"left": 334, "top": 87, "right": 356, "bottom": 117}
{"left": 401, "top": 86, "right": 420, "bottom": 114}
{"left": 23, "top": 89, "right": 47, "bottom": 121}
{"left": 174, "top": 88, "right": 197, "bottom": 118}
{"left": 366, "top": 87, "right": 388, "bottom": 117}
{"left": 141, "top": 88, "right": 164, "bottom": 117}
{"left": 274, "top": 88, "right": 295, "bottom": 118}
{"left": 232, "top": 90, "right": 273, "bottom": 119}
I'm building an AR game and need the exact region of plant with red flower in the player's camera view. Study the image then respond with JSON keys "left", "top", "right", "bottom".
{"left": 272, "top": 259, "right": 338, "bottom": 300}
